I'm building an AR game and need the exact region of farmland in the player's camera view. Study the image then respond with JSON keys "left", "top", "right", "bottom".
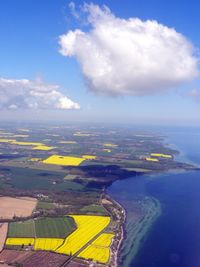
{"left": 35, "top": 217, "right": 76, "bottom": 238}
{"left": 0, "top": 250, "right": 69, "bottom": 267}
{"left": 0, "top": 223, "right": 8, "bottom": 252}
{"left": 80, "top": 204, "right": 107, "bottom": 214}
{"left": 36, "top": 201, "right": 55, "bottom": 210}
{"left": 92, "top": 233, "right": 115, "bottom": 247}
{"left": 20, "top": 251, "right": 69, "bottom": 267}
{"left": 0, "top": 166, "right": 86, "bottom": 191}
{"left": 43, "top": 155, "right": 85, "bottom": 166}
{"left": 0, "top": 123, "right": 194, "bottom": 266}
{"left": 82, "top": 155, "right": 96, "bottom": 160}
{"left": 0, "top": 139, "right": 44, "bottom": 147}
{"left": 150, "top": 153, "right": 172, "bottom": 158}
{"left": 4, "top": 215, "right": 113, "bottom": 264}
{"left": 0, "top": 249, "right": 34, "bottom": 265}
{"left": 0, "top": 124, "right": 191, "bottom": 192}
{"left": 8, "top": 220, "right": 35, "bottom": 238}
{"left": 0, "top": 196, "right": 37, "bottom": 219}
{"left": 78, "top": 233, "right": 115, "bottom": 263}
{"left": 34, "top": 238, "right": 64, "bottom": 251}
{"left": 56, "top": 215, "right": 111, "bottom": 255}
{"left": 6, "top": 237, "right": 35, "bottom": 246}
{"left": 8, "top": 217, "right": 76, "bottom": 238}
{"left": 32, "top": 145, "right": 56, "bottom": 151}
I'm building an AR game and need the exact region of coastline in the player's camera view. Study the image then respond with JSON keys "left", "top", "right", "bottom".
{"left": 110, "top": 195, "right": 161, "bottom": 267}
{"left": 110, "top": 196, "right": 126, "bottom": 267}
{"left": 101, "top": 194, "right": 126, "bottom": 267}
{"left": 98, "top": 143, "right": 198, "bottom": 266}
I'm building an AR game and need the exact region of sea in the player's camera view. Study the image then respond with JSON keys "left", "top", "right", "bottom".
{"left": 108, "top": 126, "right": 200, "bottom": 267}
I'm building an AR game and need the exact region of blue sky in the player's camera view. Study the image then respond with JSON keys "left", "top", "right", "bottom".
{"left": 0, "top": 0, "right": 200, "bottom": 125}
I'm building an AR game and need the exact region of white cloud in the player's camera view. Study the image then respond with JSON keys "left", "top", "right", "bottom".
{"left": 69, "top": 1, "right": 80, "bottom": 19}
{"left": 0, "top": 77, "right": 80, "bottom": 110}
{"left": 59, "top": 3, "right": 199, "bottom": 96}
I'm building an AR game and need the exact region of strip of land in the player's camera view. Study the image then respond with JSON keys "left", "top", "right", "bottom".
{"left": 0, "top": 223, "right": 8, "bottom": 252}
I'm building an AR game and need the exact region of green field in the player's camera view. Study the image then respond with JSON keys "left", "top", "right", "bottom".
{"left": 36, "top": 201, "right": 55, "bottom": 210}
{"left": 81, "top": 204, "right": 108, "bottom": 214}
{"left": 0, "top": 165, "right": 87, "bottom": 191}
{"left": 8, "top": 220, "right": 35, "bottom": 238}
{"left": 35, "top": 217, "right": 76, "bottom": 238}
{"left": 8, "top": 216, "right": 76, "bottom": 238}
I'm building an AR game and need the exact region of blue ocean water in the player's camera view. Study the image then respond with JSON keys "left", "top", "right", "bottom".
{"left": 108, "top": 126, "right": 200, "bottom": 267}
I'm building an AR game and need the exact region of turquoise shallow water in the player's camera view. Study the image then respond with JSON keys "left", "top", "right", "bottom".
{"left": 108, "top": 126, "right": 200, "bottom": 267}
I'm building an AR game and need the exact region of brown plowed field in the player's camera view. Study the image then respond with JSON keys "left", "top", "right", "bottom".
{"left": 0, "top": 249, "right": 34, "bottom": 264}
{"left": 21, "top": 251, "right": 69, "bottom": 267}
{"left": 0, "top": 250, "right": 69, "bottom": 267}
{"left": 0, "top": 197, "right": 37, "bottom": 219}
{"left": 0, "top": 223, "right": 8, "bottom": 252}
{"left": 68, "top": 262, "right": 88, "bottom": 267}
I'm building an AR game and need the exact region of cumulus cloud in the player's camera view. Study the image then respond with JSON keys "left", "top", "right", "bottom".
{"left": 0, "top": 77, "right": 80, "bottom": 110}
{"left": 59, "top": 3, "right": 199, "bottom": 96}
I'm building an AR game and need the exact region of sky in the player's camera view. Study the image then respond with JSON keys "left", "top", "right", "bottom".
{"left": 0, "top": 0, "right": 200, "bottom": 126}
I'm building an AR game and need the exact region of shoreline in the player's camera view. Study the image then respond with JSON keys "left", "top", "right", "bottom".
{"left": 107, "top": 164, "right": 199, "bottom": 266}
{"left": 110, "top": 196, "right": 161, "bottom": 267}
{"left": 110, "top": 196, "right": 126, "bottom": 267}
{"left": 103, "top": 162, "right": 198, "bottom": 266}
{"left": 101, "top": 194, "right": 126, "bottom": 267}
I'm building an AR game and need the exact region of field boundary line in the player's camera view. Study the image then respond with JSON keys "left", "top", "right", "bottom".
{"left": 59, "top": 226, "right": 110, "bottom": 266}
{"left": 52, "top": 238, "right": 65, "bottom": 251}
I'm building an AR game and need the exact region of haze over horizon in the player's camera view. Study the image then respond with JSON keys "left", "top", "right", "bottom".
{"left": 0, "top": 0, "right": 200, "bottom": 125}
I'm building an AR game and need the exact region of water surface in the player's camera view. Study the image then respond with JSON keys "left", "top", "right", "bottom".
{"left": 108, "top": 126, "right": 200, "bottom": 267}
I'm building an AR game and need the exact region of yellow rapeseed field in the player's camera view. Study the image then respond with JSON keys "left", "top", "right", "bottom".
{"left": 12, "top": 141, "right": 44, "bottom": 146}
{"left": 56, "top": 215, "right": 110, "bottom": 255}
{"left": 145, "top": 157, "right": 159, "bottom": 162}
{"left": 32, "top": 145, "right": 55, "bottom": 151}
{"left": 79, "top": 246, "right": 110, "bottom": 263}
{"left": 34, "top": 238, "right": 64, "bottom": 251}
{"left": 42, "top": 155, "right": 85, "bottom": 166}
{"left": 29, "top": 158, "right": 41, "bottom": 162}
{"left": 0, "top": 139, "right": 16, "bottom": 143}
{"left": 6, "top": 238, "right": 34, "bottom": 246}
{"left": 103, "top": 143, "right": 118, "bottom": 148}
{"left": 5, "top": 216, "right": 112, "bottom": 264}
{"left": 78, "top": 233, "right": 114, "bottom": 264}
{"left": 82, "top": 155, "right": 96, "bottom": 160}
{"left": 0, "top": 139, "right": 44, "bottom": 147}
{"left": 103, "top": 149, "right": 112, "bottom": 153}
{"left": 151, "top": 153, "right": 172, "bottom": 158}
{"left": 92, "top": 233, "right": 114, "bottom": 247}
{"left": 6, "top": 237, "right": 64, "bottom": 251}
